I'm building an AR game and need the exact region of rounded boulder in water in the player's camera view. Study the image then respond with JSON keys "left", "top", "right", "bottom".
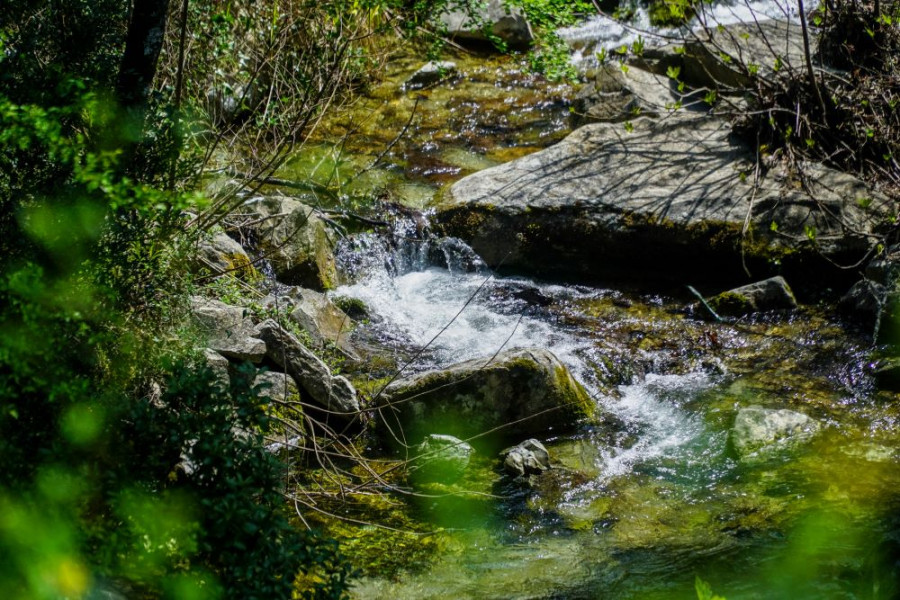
{"left": 411, "top": 434, "right": 474, "bottom": 484}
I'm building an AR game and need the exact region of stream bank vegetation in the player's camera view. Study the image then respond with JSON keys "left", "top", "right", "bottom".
{"left": 2, "top": 0, "right": 900, "bottom": 598}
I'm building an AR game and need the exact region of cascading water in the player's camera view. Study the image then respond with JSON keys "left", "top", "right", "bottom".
{"left": 332, "top": 217, "right": 899, "bottom": 600}
{"left": 334, "top": 217, "right": 719, "bottom": 487}
{"left": 560, "top": 0, "right": 804, "bottom": 66}
{"left": 292, "top": 4, "right": 900, "bottom": 594}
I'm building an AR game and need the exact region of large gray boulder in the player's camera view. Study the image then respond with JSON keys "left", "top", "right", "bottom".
{"left": 253, "top": 319, "right": 359, "bottom": 416}
{"left": 377, "top": 348, "right": 595, "bottom": 444}
{"left": 243, "top": 196, "right": 339, "bottom": 290}
{"left": 436, "top": 114, "right": 888, "bottom": 291}
{"left": 440, "top": 0, "right": 533, "bottom": 49}
{"left": 190, "top": 296, "right": 266, "bottom": 363}
{"left": 731, "top": 406, "right": 819, "bottom": 459}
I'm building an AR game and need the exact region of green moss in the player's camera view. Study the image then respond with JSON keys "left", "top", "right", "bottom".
{"left": 553, "top": 365, "right": 596, "bottom": 422}
{"left": 708, "top": 291, "right": 754, "bottom": 316}
{"left": 332, "top": 295, "right": 369, "bottom": 319}
{"left": 222, "top": 252, "right": 262, "bottom": 282}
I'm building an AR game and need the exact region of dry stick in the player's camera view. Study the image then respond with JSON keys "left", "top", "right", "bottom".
{"left": 167, "top": 0, "right": 191, "bottom": 191}
{"left": 798, "top": 0, "right": 828, "bottom": 116}
{"left": 740, "top": 129, "right": 763, "bottom": 277}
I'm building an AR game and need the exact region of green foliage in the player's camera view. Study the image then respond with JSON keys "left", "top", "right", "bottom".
{"left": 0, "top": 1, "right": 356, "bottom": 597}
{"left": 648, "top": 0, "right": 695, "bottom": 27}
{"left": 507, "top": 0, "right": 594, "bottom": 81}
{"left": 695, "top": 576, "right": 726, "bottom": 600}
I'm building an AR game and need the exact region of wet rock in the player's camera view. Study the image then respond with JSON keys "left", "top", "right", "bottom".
{"left": 731, "top": 406, "right": 819, "bottom": 459}
{"left": 330, "top": 295, "right": 371, "bottom": 321}
{"left": 501, "top": 438, "right": 551, "bottom": 477}
{"left": 253, "top": 319, "right": 359, "bottom": 416}
{"left": 196, "top": 231, "right": 257, "bottom": 279}
{"left": 405, "top": 61, "right": 457, "bottom": 90}
{"left": 190, "top": 296, "right": 266, "bottom": 363}
{"left": 203, "top": 348, "right": 231, "bottom": 389}
{"left": 436, "top": 114, "right": 888, "bottom": 293}
{"left": 440, "top": 0, "right": 533, "bottom": 49}
{"left": 841, "top": 248, "right": 900, "bottom": 331}
{"left": 839, "top": 279, "right": 885, "bottom": 328}
{"left": 707, "top": 276, "right": 797, "bottom": 317}
{"left": 411, "top": 434, "right": 474, "bottom": 483}
{"left": 378, "top": 348, "right": 596, "bottom": 445}
{"left": 243, "top": 196, "right": 339, "bottom": 290}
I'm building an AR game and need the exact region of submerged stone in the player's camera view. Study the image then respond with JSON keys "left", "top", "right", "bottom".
{"left": 411, "top": 434, "right": 474, "bottom": 483}
{"left": 501, "top": 438, "right": 551, "bottom": 477}
{"left": 404, "top": 61, "right": 457, "bottom": 90}
{"left": 378, "top": 348, "right": 596, "bottom": 446}
{"left": 731, "top": 406, "right": 819, "bottom": 459}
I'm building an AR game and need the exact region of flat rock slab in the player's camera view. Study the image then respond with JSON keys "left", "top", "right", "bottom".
{"left": 378, "top": 348, "right": 596, "bottom": 445}
{"left": 412, "top": 434, "right": 474, "bottom": 483}
{"left": 436, "top": 114, "right": 888, "bottom": 291}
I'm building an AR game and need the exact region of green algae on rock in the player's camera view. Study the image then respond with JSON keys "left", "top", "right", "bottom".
{"left": 377, "top": 348, "right": 597, "bottom": 448}
{"left": 244, "top": 196, "right": 339, "bottom": 290}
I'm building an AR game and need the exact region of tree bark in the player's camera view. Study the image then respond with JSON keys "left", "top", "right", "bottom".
{"left": 116, "top": 0, "right": 171, "bottom": 111}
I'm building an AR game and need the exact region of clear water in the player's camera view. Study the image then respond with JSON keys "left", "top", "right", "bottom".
{"left": 281, "top": 4, "right": 900, "bottom": 596}
{"left": 332, "top": 224, "right": 900, "bottom": 599}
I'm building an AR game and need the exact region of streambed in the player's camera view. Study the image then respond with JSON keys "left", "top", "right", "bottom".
{"left": 333, "top": 229, "right": 900, "bottom": 599}
{"left": 274, "top": 11, "right": 900, "bottom": 598}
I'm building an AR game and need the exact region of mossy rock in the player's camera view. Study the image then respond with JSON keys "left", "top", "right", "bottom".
{"left": 378, "top": 348, "right": 598, "bottom": 450}
{"left": 245, "top": 196, "right": 339, "bottom": 290}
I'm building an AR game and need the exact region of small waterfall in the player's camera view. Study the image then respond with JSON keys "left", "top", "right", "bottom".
{"left": 333, "top": 218, "right": 719, "bottom": 481}
{"left": 560, "top": 0, "right": 804, "bottom": 66}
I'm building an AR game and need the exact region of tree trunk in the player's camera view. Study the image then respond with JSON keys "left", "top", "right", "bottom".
{"left": 116, "top": 0, "right": 171, "bottom": 111}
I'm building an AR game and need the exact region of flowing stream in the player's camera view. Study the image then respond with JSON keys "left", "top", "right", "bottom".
{"left": 331, "top": 222, "right": 900, "bottom": 600}
{"left": 275, "top": 5, "right": 900, "bottom": 597}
